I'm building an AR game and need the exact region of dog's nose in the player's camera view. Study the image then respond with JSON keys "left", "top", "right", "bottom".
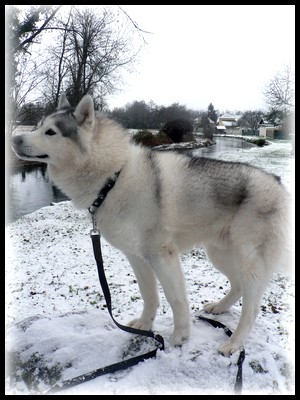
{"left": 12, "top": 135, "right": 23, "bottom": 146}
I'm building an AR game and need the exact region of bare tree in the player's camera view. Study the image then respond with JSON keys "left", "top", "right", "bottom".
{"left": 6, "top": 5, "right": 148, "bottom": 129}
{"left": 263, "top": 64, "right": 295, "bottom": 113}
{"left": 238, "top": 110, "right": 264, "bottom": 132}
{"left": 40, "top": 8, "right": 73, "bottom": 109}
{"left": 9, "top": 52, "right": 47, "bottom": 123}
{"left": 6, "top": 5, "right": 63, "bottom": 133}
{"left": 10, "top": 5, "right": 62, "bottom": 55}
{"left": 41, "top": 6, "right": 144, "bottom": 109}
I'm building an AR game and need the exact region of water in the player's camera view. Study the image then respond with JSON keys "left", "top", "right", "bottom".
{"left": 7, "top": 136, "right": 255, "bottom": 224}
{"left": 7, "top": 164, "right": 69, "bottom": 224}
{"left": 192, "top": 135, "right": 255, "bottom": 158}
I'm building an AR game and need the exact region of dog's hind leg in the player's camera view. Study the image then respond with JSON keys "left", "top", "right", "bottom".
{"left": 203, "top": 245, "right": 242, "bottom": 314}
{"left": 125, "top": 253, "right": 160, "bottom": 331}
{"left": 204, "top": 284, "right": 241, "bottom": 315}
{"left": 218, "top": 267, "right": 269, "bottom": 357}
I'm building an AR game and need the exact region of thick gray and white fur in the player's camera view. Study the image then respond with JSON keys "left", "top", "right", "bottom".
{"left": 12, "top": 94, "right": 294, "bottom": 356}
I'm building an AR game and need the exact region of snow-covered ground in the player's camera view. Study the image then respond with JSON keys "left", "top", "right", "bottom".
{"left": 5, "top": 140, "right": 295, "bottom": 395}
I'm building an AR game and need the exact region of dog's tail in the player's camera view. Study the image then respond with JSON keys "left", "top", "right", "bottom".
{"left": 267, "top": 186, "right": 294, "bottom": 279}
{"left": 233, "top": 174, "right": 294, "bottom": 280}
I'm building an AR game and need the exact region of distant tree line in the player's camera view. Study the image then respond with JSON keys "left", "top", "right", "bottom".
{"left": 14, "top": 97, "right": 292, "bottom": 140}
{"left": 107, "top": 100, "right": 202, "bottom": 130}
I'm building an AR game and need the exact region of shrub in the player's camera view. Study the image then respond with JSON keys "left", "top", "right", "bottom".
{"left": 255, "top": 138, "right": 267, "bottom": 147}
{"left": 131, "top": 130, "right": 173, "bottom": 147}
{"left": 131, "top": 130, "right": 153, "bottom": 146}
{"left": 161, "top": 119, "right": 194, "bottom": 143}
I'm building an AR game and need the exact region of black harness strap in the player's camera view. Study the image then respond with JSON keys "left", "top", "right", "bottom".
{"left": 47, "top": 171, "right": 245, "bottom": 394}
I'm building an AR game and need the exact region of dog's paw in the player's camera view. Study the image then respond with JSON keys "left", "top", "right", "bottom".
{"left": 218, "top": 340, "right": 240, "bottom": 357}
{"left": 203, "top": 302, "right": 227, "bottom": 314}
{"left": 171, "top": 328, "right": 190, "bottom": 346}
{"left": 127, "top": 318, "right": 153, "bottom": 331}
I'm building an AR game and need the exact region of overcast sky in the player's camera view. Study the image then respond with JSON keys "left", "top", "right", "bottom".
{"left": 106, "top": 5, "right": 295, "bottom": 112}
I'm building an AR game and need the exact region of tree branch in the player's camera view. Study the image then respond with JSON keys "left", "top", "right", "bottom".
{"left": 117, "top": 6, "right": 153, "bottom": 44}
{"left": 12, "top": 5, "right": 63, "bottom": 54}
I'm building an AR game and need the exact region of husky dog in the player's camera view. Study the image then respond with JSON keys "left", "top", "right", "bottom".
{"left": 12, "top": 94, "right": 293, "bottom": 356}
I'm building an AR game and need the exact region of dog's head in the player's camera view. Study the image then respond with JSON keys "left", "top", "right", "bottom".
{"left": 11, "top": 94, "right": 95, "bottom": 165}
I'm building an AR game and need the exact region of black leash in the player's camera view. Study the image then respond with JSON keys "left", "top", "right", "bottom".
{"left": 48, "top": 173, "right": 164, "bottom": 394}
{"left": 49, "top": 227, "right": 164, "bottom": 393}
{"left": 196, "top": 315, "right": 245, "bottom": 395}
{"left": 47, "top": 172, "right": 245, "bottom": 394}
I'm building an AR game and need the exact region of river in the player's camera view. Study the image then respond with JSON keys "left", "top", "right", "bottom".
{"left": 7, "top": 136, "right": 255, "bottom": 224}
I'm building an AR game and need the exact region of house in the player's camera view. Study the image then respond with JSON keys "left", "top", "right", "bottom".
{"left": 258, "top": 118, "right": 279, "bottom": 139}
{"left": 215, "top": 118, "right": 226, "bottom": 133}
{"left": 216, "top": 113, "right": 242, "bottom": 134}
{"left": 218, "top": 113, "right": 242, "bottom": 127}
{"left": 207, "top": 117, "right": 227, "bottom": 134}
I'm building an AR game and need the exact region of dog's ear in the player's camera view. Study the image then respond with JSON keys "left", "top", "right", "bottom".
{"left": 73, "top": 95, "right": 95, "bottom": 126}
{"left": 58, "top": 93, "right": 71, "bottom": 109}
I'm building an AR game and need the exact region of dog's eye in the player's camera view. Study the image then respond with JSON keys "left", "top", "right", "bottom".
{"left": 45, "top": 129, "right": 56, "bottom": 136}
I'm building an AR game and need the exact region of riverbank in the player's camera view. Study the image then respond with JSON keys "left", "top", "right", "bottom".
{"left": 153, "top": 136, "right": 216, "bottom": 151}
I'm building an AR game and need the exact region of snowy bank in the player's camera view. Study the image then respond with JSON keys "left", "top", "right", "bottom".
{"left": 5, "top": 141, "right": 295, "bottom": 395}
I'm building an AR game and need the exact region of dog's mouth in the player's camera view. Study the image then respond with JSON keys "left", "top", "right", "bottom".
{"left": 17, "top": 152, "right": 49, "bottom": 159}
{"left": 36, "top": 154, "right": 49, "bottom": 159}
{"left": 11, "top": 137, "right": 49, "bottom": 160}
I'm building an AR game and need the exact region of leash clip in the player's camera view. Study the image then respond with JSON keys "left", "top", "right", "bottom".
{"left": 89, "top": 206, "right": 100, "bottom": 237}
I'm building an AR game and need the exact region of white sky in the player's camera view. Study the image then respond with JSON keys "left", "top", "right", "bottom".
{"left": 105, "top": 5, "right": 295, "bottom": 112}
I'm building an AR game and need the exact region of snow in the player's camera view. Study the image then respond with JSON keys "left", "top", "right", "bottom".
{"left": 5, "top": 141, "right": 295, "bottom": 395}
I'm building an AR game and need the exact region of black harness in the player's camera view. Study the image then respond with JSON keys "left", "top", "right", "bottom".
{"left": 48, "top": 171, "right": 245, "bottom": 394}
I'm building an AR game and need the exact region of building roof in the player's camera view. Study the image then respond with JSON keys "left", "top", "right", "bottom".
{"left": 220, "top": 113, "right": 242, "bottom": 121}
{"left": 218, "top": 113, "right": 242, "bottom": 127}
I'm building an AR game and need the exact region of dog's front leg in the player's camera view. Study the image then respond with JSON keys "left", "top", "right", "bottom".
{"left": 125, "top": 253, "right": 160, "bottom": 331}
{"left": 151, "top": 247, "right": 190, "bottom": 346}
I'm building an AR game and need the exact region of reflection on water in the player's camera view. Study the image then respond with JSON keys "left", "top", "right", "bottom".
{"left": 7, "top": 164, "right": 69, "bottom": 224}
{"left": 7, "top": 136, "right": 255, "bottom": 223}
